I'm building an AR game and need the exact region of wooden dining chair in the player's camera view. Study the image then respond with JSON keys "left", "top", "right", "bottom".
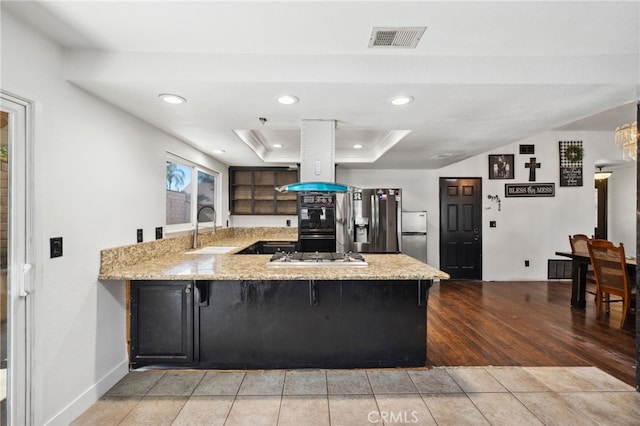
{"left": 568, "top": 234, "right": 596, "bottom": 296}
{"left": 568, "top": 234, "right": 590, "bottom": 253}
{"left": 586, "top": 240, "right": 636, "bottom": 328}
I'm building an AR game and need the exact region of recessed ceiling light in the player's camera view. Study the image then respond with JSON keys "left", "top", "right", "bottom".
{"left": 390, "top": 95, "right": 414, "bottom": 106}
{"left": 353, "top": 144, "right": 363, "bottom": 149}
{"left": 273, "top": 144, "right": 283, "bottom": 148}
{"left": 213, "top": 149, "right": 225, "bottom": 154}
{"left": 277, "top": 95, "right": 299, "bottom": 105}
{"left": 158, "top": 94, "right": 187, "bottom": 104}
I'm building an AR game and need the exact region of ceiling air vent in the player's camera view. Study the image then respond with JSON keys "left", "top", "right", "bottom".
{"left": 368, "top": 27, "right": 426, "bottom": 49}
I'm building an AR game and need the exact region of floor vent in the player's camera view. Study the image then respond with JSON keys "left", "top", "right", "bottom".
{"left": 368, "top": 27, "right": 426, "bottom": 49}
{"left": 548, "top": 259, "right": 572, "bottom": 279}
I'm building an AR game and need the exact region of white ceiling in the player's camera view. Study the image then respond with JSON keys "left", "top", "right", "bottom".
{"left": 5, "top": 0, "right": 639, "bottom": 169}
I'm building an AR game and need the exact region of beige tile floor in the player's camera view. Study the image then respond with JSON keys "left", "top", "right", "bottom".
{"left": 72, "top": 366, "right": 640, "bottom": 425}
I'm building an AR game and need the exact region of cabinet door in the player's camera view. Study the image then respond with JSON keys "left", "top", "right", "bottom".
{"left": 130, "top": 281, "right": 194, "bottom": 366}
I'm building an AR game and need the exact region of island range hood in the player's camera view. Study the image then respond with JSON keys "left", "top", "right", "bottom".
{"left": 276, "top": 181, "right": 352, "bottom": 193}
{"left": 275, "top": 119, "right": 355, "bottom": 193}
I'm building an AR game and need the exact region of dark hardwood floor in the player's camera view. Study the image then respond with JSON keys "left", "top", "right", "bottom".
{"left": 426, "top": 280, "right": 637, "bottom": 387}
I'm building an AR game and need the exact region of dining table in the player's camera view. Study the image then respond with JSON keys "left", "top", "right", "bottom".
{"left": 555, "top": 250, "right": 637, "bottom": 308}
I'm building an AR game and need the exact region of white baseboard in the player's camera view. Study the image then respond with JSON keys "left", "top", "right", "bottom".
{"left": 45, "top": 358, "right": 129, "bottom": 426}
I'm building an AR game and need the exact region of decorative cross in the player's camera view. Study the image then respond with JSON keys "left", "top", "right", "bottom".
{"left": 525, "top": 157, "right": 541, "bottom": 182}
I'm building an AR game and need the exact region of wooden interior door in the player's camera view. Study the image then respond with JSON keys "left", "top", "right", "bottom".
{"left": 594, "top": 177, "right": 607, "bottom": 239}
{"left": 439, "top": 178, "right": 482, "bottom": 279}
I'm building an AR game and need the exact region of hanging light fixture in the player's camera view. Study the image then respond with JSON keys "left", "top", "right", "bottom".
{"left": 614, "top": 121, "right": 637, "bottom": 161}
{"left": 594, "top": 166, "right": 612, "bottom": 181}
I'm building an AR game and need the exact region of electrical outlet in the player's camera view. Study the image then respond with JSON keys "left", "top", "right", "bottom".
{"left": 137, "top": 229, "right": 143, "bottom": 243}
{"left": 155, "top": 227, "right": 163, "bottom": 240}
{"left": 525, "top": 260, "right": 530, "bottom": 267}
{"left": 50, "top": 237, "right": 63, "bottom": 258}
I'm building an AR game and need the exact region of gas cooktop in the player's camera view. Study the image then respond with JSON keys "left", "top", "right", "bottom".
{"left": 268, "top": 251, "right": 368, "bottom": 266}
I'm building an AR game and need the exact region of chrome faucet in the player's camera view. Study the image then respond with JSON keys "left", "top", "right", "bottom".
{"left": 193, "top": 205, "right": 216, "bottom": 249}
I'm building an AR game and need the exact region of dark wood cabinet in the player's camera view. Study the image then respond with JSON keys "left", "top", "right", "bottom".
{"left": 229, "top": 167, "right": 298, "bottom": 215}
{"left": 197, "top": 279, "right": 429, "bottom": 369}
{"left": 130, "top": 280, "right": 195, "bottom": 367}
{"left": 128, "top": 279, "right": 431, "bottom": 370}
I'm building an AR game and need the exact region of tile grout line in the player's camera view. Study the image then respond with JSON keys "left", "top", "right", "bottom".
{"left": 115, "top": 396, "right": 143, "bottom": 426}
{"left": 367, "top": 370, "right": 384, "bottom": 425}
{"left": 275, "top": 371, "right": 287, "bottom": 426}
{"left": 324, "top": 371, "right": 332, "bottom": 426}
{"left": 483, "top": 367, "right": 551, "bottom": 425}
{"left": 463, "top": 367, "right": 510, "bottom": 426}
{"left": 117, "top": 370, "right": 167, "bottom": 425}
{"left": 169, "top": 371, "right": 208, "bottom": 425}
{"left": 463, "top": 366, "right": 553, "bottom": 425}
{"left": 407, "top": 369, "right": 438, "bottom": 425}
{"left": 224, "top": 371, "right": 248, "bottom": 425}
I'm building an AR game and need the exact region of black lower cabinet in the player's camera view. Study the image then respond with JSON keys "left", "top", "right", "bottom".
{"left": 197, "top": 280, "right": 429, "bottom": 369}
{"left": 129, "top": 279, "right": 431, "bottom": 370}
{"left": 130, "top": 280, "right": 195, "bottom": 367}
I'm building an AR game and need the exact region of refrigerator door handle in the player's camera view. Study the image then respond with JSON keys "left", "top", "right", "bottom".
{"left": 371, "top": 194, "right": 379, "bottom": 248}
{"left": 347, "top": 194, "right": 353, "bottom": 248}
{"left": 396, "top": 196, "right": 402, "bottom": 252}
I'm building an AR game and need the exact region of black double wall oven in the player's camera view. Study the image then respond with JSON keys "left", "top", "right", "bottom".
{"left": 298, "top": 192, "right": 336, "bottom": 252}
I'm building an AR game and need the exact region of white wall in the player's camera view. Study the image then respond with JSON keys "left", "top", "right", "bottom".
{"left": 608, "top": 164, "right": 637, "bottom": 252}
{"left": 338, "top": 131, "right": 636, "bottom": 280}
{"left": 2, "top": 12, "right": 229, "bottom": 425}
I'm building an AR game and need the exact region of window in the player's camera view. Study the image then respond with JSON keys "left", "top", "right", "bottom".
{"left": 196, "top": 170, "right": 216, "bottom": 222}
{"left": 166, "top": 155, "right": 218, "bottom": 231}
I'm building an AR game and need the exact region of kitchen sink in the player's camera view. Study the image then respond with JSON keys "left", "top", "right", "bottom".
{"left": 186, "top": 246, "right": 238, "bottom": 255}
{"left": 236, "top": 241, "right": 298, "bottom": 254}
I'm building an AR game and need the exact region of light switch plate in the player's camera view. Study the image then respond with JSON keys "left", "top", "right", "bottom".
{"left": 50, "top": 237, "right": 63, "bottom": 258}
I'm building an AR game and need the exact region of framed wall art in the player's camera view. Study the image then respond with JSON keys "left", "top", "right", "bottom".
{"left": 488, "top": 154, "right": 514, "bottom": 179}
{"left": 559, "top": 141, "right": 583, "bottom": 187}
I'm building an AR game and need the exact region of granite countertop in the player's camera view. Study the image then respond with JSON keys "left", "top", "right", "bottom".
{"left": 99, "top": 227, "right": 449, "bottom": 281}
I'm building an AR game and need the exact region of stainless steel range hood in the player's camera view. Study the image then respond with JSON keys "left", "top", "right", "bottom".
{"left": 300, "top": 119, "right": 335, "bottom": 182}
{"left": 275, "top": 119, "right": 355, "bottom": 193}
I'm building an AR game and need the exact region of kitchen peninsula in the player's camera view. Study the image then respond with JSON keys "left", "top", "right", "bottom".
{"left": 100, "top": 227, "right": 449, "bottom": 370}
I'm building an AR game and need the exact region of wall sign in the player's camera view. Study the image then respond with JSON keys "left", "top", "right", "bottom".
{"left": 519, "top": 144, "right": 535, "bottom": 155}
{"left": 505, "top": 183, "right": 555, "bottom": 198}
{"left": 559, "top": 141, "right": 583, "bottom": 187}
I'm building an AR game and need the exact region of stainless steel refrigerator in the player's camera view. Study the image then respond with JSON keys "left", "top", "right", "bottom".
{"left": 401, "top": 211, "right": 427, "bottom": 263}
{"left": 336, "top": 188, "right": 402, "bottom": 253}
